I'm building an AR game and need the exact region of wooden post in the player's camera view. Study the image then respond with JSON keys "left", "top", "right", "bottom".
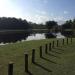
{"left": 32, "top": 49, "right": 35, "bottom": 63}
{"left": 57, "top": 40, "right": 59, "bottom": 47}
{"left": 71, "top": 37, "right": 72, "bottom": 44}
{"left": 49, "top": 43, "right": 51, "bottom": 51}
{"left": 52, "top": 41, "right": 54, "bottom": 48}
{"left": 8, "top": 62, "right": 13, "bottom": 75}
{"left": 62, "top": 39, "right": 64, "bottom": 45}
{"left": 67, "top": 38, "right": 68, "bottom": 45}
{"left": 24, "top": 54, "right": 28, "bottom": 72}
{"left": 45, "top": 44, "right": 48, "bottom": 54}
{"left": 40, "top": 46, "right": 42, "bottom": 57}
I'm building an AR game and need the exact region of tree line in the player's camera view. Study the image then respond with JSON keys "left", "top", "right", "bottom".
{"left": 62, "top": 19, "right": 75, "bottom": 30}
{"left": 0, "top": 17, "right": 58, "bottom": 30}
{"left": 0, "top": 17, "right": 30, "bottom": 30}
{"left": 0, "top": 17, "right": 74, "bottom": 32}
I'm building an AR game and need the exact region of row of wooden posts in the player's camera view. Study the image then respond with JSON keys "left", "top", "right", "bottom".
{"left": 8, "top": 38, "right": 72, "bottom": 75}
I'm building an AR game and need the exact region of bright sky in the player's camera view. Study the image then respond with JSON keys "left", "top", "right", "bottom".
{"left": 0, "top": 0, "right": 75, "bottom": 24}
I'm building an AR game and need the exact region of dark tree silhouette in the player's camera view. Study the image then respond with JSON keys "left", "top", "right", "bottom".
{"left": 46, "top": 21, "right": 58, "bottom": 29}
{"left": 62, "top": 20, "right": 73, "bottom": 29}
{"left": 61, "top": 19, "right": 74, "bottom": 37}
{"left": 0, "top": 17, "right": 30, "bottom": 30}
{"left": 29, "top": 22, "right": 46, "bottom": 29}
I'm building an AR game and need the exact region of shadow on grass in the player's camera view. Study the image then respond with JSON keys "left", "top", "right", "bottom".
{"left": 40, "top": 56, "right": 57, "bottom": 64}
{"left": 33, "top": 62, "right": 52, "bottom": 73}
{"left": 61, "top": 44, "right": 73, "bottom": 48}
{"left": 51, "top": 50, "right": 62, "bottom": 54}
{"left": 47, "top": 52, "right": 60, "bottom": 58}
{"left": 53, "top": 47, "right": 64, "bottom": 51}
{"left": 26, "top": 71, "right": 33, "bottom": 75}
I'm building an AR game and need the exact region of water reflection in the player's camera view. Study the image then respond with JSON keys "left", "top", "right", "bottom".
{"left": 25, "top": 32, "right": 65, "bottom": 41}
{"left": 61, "top": 31, "right": 73, "bottom": 37}
{"left": 26, "top": 33, "right": 45, "bottom": 41}
{"left": 0, "top": 32, "right": 65, "bottom": 45}
{"left": 45, "top": 33, "right": 56, "bottom": 38}
{"left": 56, "top": 32, "right": 65, "bottom": 38}
{"left": 0, "top": 32, "right": 30, "bottom": 43}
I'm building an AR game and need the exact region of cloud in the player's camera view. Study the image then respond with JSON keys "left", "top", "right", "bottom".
{"left": 36, "top": 10, "right": 47, "bottom": 15}
{"left": 24, "top": 12, "right": 67, "bottom": 25}
{"left": 64, "top": 11, "right": 69, "bottom": 14}
{"left": 34, "top": 14, "right": 49, "bottom": 23}
{"left": 50, "top": 13, "right": 54, "bottom": 16}
{"left": 53, "top": 16, "right": 65, "bottom": 21}
{"left": 32, "top": 0, "right": 48, "bottom": 4}
{"left": 24, "top": 14, "right": 50, "bottom": 24}
{"left": 24, "top": 13, "right": 66, "bottom": 25}
{"left": 0, "top": 0, "right": 23, "bottom": 18}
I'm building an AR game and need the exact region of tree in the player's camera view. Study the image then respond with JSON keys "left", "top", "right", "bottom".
{"left": 46, "top": 21, "right": 58, "bottom": 31}
{"left": 0, "top": 17, "right": 31, "bottom": 30}
{"left": 46, "top": 21, "right": 58, "bottom": 29}
{"left": 62, "top": 20, "right": 73, "bottom": 29}
{"left": 61, "top": 19, "right": 74, "bottom": 37}
{"left": 72, "top": 19, "right": 75, "bottom": 28}
{"left": 29, "top": 22, "right": 46, "bottom": 29}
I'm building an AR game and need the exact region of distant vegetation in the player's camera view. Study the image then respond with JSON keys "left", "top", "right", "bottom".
{"left": 61, "top": 19, "right": 75, "bottom": 37}
{"left": 0, "top": 17, "right": 75, "bottom": 35}
{"left": 0, "top": 17, "right": 58, "bottom": 32}
{"left": 0, "top": 17, "right": 30, "bottom": 30}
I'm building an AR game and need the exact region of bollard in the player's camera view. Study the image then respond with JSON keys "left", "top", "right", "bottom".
{"left": 57, "top": 40, "right": 59, "bottom": 47}
{"left": 49, "top": 43, "right": 51, "bottom": 51}
{"left": 24, "top": 54, "right": 28, "bottom": 72}
{"left": 52, "top": 41, "right": 54, "bottom": 48}
{"left": 40, "top": 46, "right": 42, "bottom": 58}
{"left": 67, "top": 38, "right": 68, "bottom": 45}
{"left": 45, "top": 44, "right": 48, "bottom": 54}
{"left": 71, "top": 37, "right": 72, "bottom": 44}
{"left": 32, "top": 49, "right": 35, "bottom": 63}
{"left": 8, "top": 62, "right": 13, "bottom": 75}
{"left": 62, "top": 39, "right": 64, "bottom": 45}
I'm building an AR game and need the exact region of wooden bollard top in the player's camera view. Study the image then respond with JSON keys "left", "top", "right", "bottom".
{"left": 9, "top": 62, "right": 14, "bottom": 65}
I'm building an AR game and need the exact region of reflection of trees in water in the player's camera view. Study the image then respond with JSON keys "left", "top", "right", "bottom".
{"left": 61, "top": 31, "right": 73, "bottom": 37}
{"left": 45, "top": 33, "right": 56, "bottom": 38}
{"left": 1, "top": 31, "right": 73, "bottom": 44}
{"left": 0, "top": 32, "right": 30, "bottom": 43}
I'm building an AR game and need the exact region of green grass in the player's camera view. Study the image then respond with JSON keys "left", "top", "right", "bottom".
{"left": 0, "top": 38, "right": 75, "bottom": 75}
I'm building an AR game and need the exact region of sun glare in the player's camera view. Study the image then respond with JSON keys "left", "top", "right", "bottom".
{"left": 0, "top": 0, "right": 22, "bottom": 18}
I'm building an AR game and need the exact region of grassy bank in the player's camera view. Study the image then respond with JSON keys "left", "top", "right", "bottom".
{"left": 0, "top": 38, "right": 75, "bottom": 75}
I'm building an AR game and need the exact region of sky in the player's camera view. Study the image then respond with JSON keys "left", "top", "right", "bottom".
{"left": 0, "top": 0, "right": 75, "bottom": 24}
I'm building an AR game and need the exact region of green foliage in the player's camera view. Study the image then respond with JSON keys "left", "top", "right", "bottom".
{"left": 0, "top": 17, "right": 30, "bottom": 30}
{"left": 46, "top": 21, "right": 58, "bottom": 29}
{"left": 62, "top": 19, "right": 75, "bottom": 30}
{"left": 29, "top": 22, "right": 46, "bottom": 29}
{"left": 0, "top": 17, "right": 59, "bottom": 30}
{"left": 62, "top": 20, "right": 73, "bottom": 29}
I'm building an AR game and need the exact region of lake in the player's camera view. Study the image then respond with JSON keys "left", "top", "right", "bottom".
{"left": 25, "top": 32, "right": 65, "bottom": 41}
{"left": 0, "top": 31, "right": 66, "bottom": 45}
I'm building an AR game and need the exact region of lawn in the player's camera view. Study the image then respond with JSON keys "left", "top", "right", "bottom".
{"left": 0, "top": 38, "right": 75, "bottom": 75}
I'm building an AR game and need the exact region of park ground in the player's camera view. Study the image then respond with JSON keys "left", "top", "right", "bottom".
{"left": 0, "top": 38, "right": 75, "bottom": 75}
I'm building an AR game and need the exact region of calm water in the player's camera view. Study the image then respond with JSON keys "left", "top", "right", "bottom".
{"left": 0, "top": 32, "right": 65, "bottom": 45}
{"left": 26, "top": 33, "right": 46, "bottom": 41}
{"left": 26, "top": 32, "right": 65, "bottom": 41}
